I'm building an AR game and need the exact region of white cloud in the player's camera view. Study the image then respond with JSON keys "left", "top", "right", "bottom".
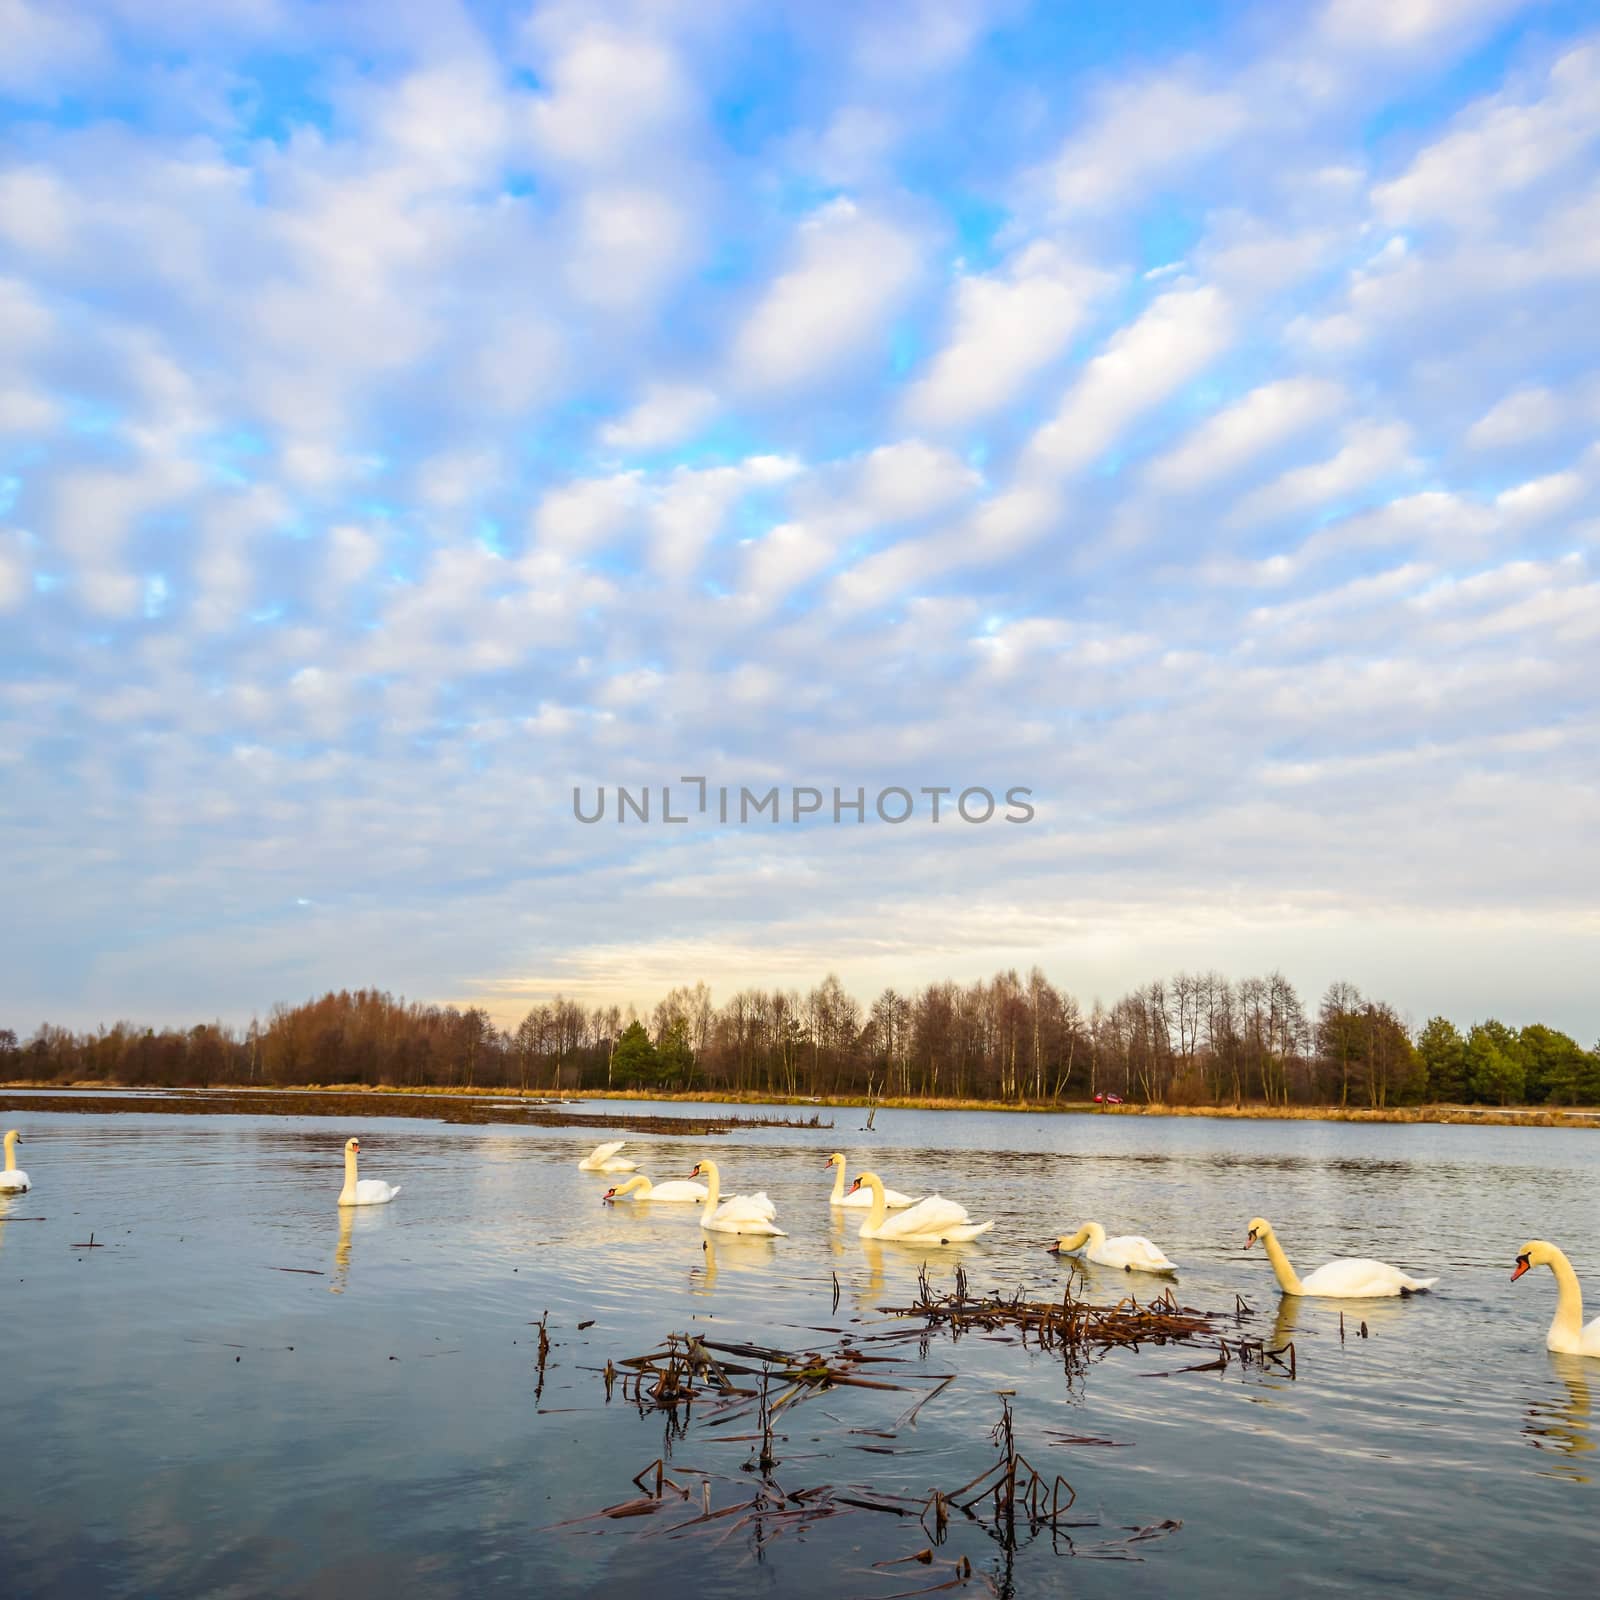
{"left": 1049, "top": 77, "right": 1247, "bottom": 214}
{"left": 851, "top": 0, "right": 991, "bottom": 78}
{"left": 533, "top": 473, "right": 641, "bottom": 554}
{"left": 1229, "top": 421, "right": 1415, "bottom": 527}
{"left": 1025, "top": 285, "right": 1234, "bottom": 478}
{"left": 0, "top": 530, "right": 30, "bottom": 610}
{"left": 1467, "top": 385, "right": 1562, "bottom": 449}
{"left": 648, "top": 455, "right": 800, "bottom": 579}
{"left": 326, "top": 524, "right": 381, "bottom": 589}
{"left": 1147, "top": 378, "right": 1346, "bottom": 493}
{"left": 567, "top": 184, "right": 693, "bottom": 309}
{"left": 524, "top": 24, "right": 693, "bottom": 171}
{"left": 1318, "top": 0, "right": 1542, "bottom": 55}
{"left": 599, "top": 384, "right": 719, "bottom": 452}
{"left": 732, "top": 200, "right": 920, "bottom": 390}
{"left": 416, "top": 449, "right": 503, "bottom": 510}
{"left": 0, "top": 383, "right": 59, "bottom": 432}
{"left": 0, "top": 0, "right": 103, "bottom": 96}
{"left": 855, "top": 440, "right": 981, "bottom": 522}
{"left": 1374, "top": 44, "right": 1600, "bottom": 225}
{"left": 904, "top": 244, "right": 1111, "bottom": 428}
{"left": 1495, "top": 471, "right": 1585, "bottom": 522}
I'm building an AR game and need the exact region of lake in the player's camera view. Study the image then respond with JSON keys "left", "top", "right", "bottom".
{"left": 2, "top": 1097, "right": 1596, "bottom": 1597}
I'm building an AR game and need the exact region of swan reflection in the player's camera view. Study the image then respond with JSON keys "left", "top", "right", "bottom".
{"left": 330, "top": 1205, "right": 355, "bottom": 1294}
{"left": 1525, "top": 1353, "right": 1594, "bottom": 1481}
{"left": 692, "top": 1230, "right": 779, "bottom": 1293}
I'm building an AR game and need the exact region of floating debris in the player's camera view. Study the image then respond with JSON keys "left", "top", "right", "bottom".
{"left": 881, "top": 1264, "right": 1297, "bottom": 1382}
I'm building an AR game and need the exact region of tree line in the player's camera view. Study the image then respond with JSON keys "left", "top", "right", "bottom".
{"left": 5, "top": 969, "right": 1598, "bottom": 1108}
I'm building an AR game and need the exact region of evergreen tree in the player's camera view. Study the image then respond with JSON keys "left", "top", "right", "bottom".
{"left": 610, "top": 1020, "right": 659, "bottom": 1087}
{"left": 1416, "top": 1016, "right": 1467, "bottom": 1102}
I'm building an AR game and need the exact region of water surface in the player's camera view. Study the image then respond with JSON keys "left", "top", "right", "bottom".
{"left": 3, "top": 1100, "right": 1597, "bottom": 1596}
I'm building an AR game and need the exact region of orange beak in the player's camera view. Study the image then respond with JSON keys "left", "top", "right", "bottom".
{"left": 1245, "top": 1232, "right": 1257, "bottom": 1249}
{"left": 1511, "top": 1257, "right": 1530, "bottom": 1281}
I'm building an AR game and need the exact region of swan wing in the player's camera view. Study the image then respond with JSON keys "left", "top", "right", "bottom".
{"left": 352, "top": 1179, "right": 399, "bottom": 1205}
{"left": 938, "top": 1220, "right": 995, "bottom": 1242}
{"left": 714, "top": 1191, "right": 777, "bottom": 1224}
{"left": 1299, "top": 1257, "right": 1427, "bottom": 1297}
{"left": 643, "top": 1180, "right": 708, "bottom": 1202}
{"left": 834, "top": 1186, "right": 919, "bottom": 1208}
{"left": 704, "top": 1206, "right": 786, "bottom": 1236}
{"left": 590, "top": 1141, "right": 626, "bottom": 1162}
{"left": 1107, "top": 1234, "right": 1178, "bottom": 1272}
{"left": 875, "top": 1195, "right": 971, "bottom": 1239}
{"left": 0, "top": 1172, "right": 29, "bottom": 1193}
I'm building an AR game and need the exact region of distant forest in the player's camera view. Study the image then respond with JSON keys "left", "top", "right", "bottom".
{"left": 6, "top": 969, "right": 1598, "bottom": 1109}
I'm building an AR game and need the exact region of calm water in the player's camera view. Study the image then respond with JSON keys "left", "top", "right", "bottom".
{"left": 2, "top": 1100, "right": 1598, "bottom": 1597}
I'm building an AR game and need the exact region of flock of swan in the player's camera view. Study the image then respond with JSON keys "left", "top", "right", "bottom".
{"left": 5, "top": 1125, "right": 1597, "bottom": 1358}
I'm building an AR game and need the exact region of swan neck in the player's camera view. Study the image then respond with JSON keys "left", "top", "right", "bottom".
{"left": 1059, "top": 1225, "right": 1092, "bottom": 1253}
{"left": 829, "top": 1161, "right": 845, "bottom": 1202}
{"left": 864, "top": 1175, "right": 887, "bottom": 1231}
{"left": 1546, "top": 1248, "right": 1586, "bottom": 1345}
{"left": 700, "top": 1162, "right": 720, "bottom": 1213}
{"left": 2, "top": 1133, "right": 14, "bottom": 1172}
{"left": 340, "top": 1145, "right": 357, "bottom": 1203}
{"left": 1260, "top": 1229, "right": 1304, "bottom": 1295}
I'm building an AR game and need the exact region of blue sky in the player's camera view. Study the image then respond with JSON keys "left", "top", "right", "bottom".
{"left": 3, "top": 0, "right": 1598, "bottom": 1039}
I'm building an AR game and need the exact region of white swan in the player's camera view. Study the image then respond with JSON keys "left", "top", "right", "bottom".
{"left": 0, "top": 1130, "right": 29, "bottom": 1194}
{"left": 848, "top": 1172, "right": 993, "bottom": 1243}
{"left": 1050, "top": 1220, "right": 1178, "bottom": 1274}
{"left": 604, "top": 1174, "right": 708, "bottom": 1204}
{"left": 578, "top": 1140, "right": 639, "bottom": 1173}
{"left": 338, "top": 1137, "right": 401, "bottom": 1206}
{"left": 689, "top": 1159, "right": 785, "bottom": 1236}
{"left": 1245, "top": 1216, "right": 1436, "bottom": 1298}
{"left": 1513, "top": 1241, "right": 1600, "bottom": 1357}
{"left": 826, "top": 1151, "right": 918, "bottom": 1209}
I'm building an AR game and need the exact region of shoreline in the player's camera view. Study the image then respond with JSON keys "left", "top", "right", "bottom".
{"left": 3, "top": 1080, "right": 1596, "bottom": 1129}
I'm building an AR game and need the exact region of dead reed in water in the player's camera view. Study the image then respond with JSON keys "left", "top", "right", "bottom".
{"left": 882, "top": 1263, "right": 1298, "bottom": 1381}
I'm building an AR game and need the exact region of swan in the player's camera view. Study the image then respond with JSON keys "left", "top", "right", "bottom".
{"left": 826, "top": 1152, "right": 918, "bottom": 1209}
{"left": 688, "top": 1160, "right": 785, "bottom": 1236}
{"left": 1050, "top": 1220, "right": 1178, "bottom": 1274}
{"left": 1513, "top": 1241, "right": 1600, "bottom": 1357}
{"left": 578, "top": 1140, "right": 639, "bottom": 1173}
{"left": 604, "top": 1174, "right": 709, "bottom": 1204}
{"left": 848, "top": 1172, "right": 993, "bottom": 1244}
{"left": 338, "top": 1137, "right": 401, "bottom": 1206}
{"left": 1245, "top": 1216, "right": 1436, "bottom": 1298}
{"left": 0, "top": 1130, "right": 29, "bottom": 1194}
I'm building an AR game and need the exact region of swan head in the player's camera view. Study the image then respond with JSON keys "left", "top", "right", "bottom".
{"left": 826, "top": 1151, "right": 845, "bottom": 1169}
{"left": 4, "top": 1130, "right": 18, "bottom": 1149}
{"left": 1513, "top": 1240, "right": 1557, "bottom": 1281}
{"left": 1245, "top": 1217, "right": 1272, "bottom": 1250}
{"left": 1048, "top": 1223, "right": 1095, "bottom": 1254}
{"left": 688, "top": 1160, "right": 714, "bottom": 1180}
{"left": 345, "top": 1138, "right": 360, "bottom": 1155}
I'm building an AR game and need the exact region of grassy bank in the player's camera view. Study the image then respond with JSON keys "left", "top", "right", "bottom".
{"left": 5, "top": 1079, "right": 1597, "bottom": 1128}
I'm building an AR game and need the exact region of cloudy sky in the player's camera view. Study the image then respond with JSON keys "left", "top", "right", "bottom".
{"left": 3, "top": 0, "right": 1598, "bottom": 1041}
